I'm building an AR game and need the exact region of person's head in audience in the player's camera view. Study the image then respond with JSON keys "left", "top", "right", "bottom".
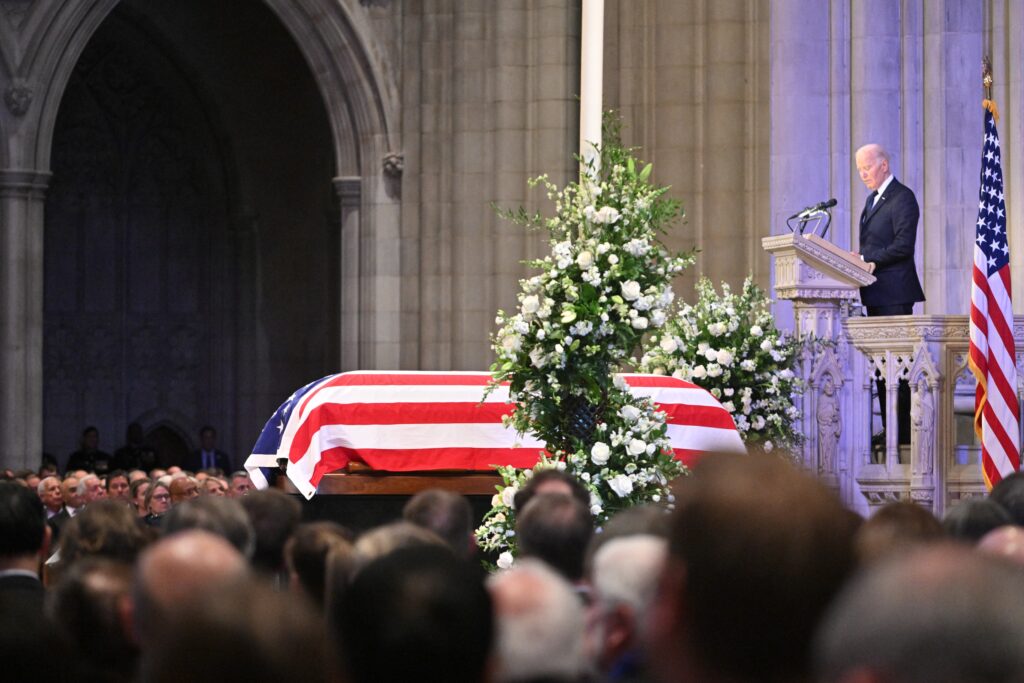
{"left": 127, "top": 469, "right": 147, "bottom": 483}
{"left": 584, "top": 503, "right": 670, "bottom": 575}
{"left": 240, "top": 488, "right": 302, "bottom": 575}
{"left": 141, "top": 577, "right": 335, "bottom": 683}
{"left": 854, "top": 500, "right": 943, "bottom": 565}
{"left": 129, "top": 479, "right": 150, "bottom": 518}
{"left": 403, "top": 488, "right": 476, "bottom": 558}
{"left": 647, "top": 453, "right": 857, "bottom": 683}
{"left": 513, "top": 468, "right": 590, "bottom": 512}
{"left": 990, "top": 471, "right": 1024, "bottom": 525}
{"left": 816, "top": 544, "right": 1024, "bottom": 683}
{"left": 48, "top": 558, "right": 136, "bottom": 681}
{"left": 166, "top": 466, "right": 182, "bottom": 475}
{"left": 943, "top": 498, "right": 1013, "bottom": 542}
{"left": 194, "top": 471, "right": 209, "bottom": 483}
{"left": 162, "top": 496, "right": 255, "bottom": 560}
{"left": 57, "top": 499, "right": 149, "bottom": 568}
{"left": 71, "top": 469, "right": 89, "bottom": 480}
{"left": 105, "top": 470, "right": 130, "bottom": 502}
{"left": 285, "top": 521, "right": 354, "bottom": 608}
{"left": 586, "top": 535, "right": 666, "bottom": 678}
{"left": 488, "top": 558, "right": 586, "bottom": 682}
{"left": 81, "top": 426, "right": 100, "bottom": 452}
{"left": 516, "top": 493, "right": 592, "bottom": 582}
{"left": 353, "top": 520, "right": 445, "bottom": 569}
{"left": 228, "top": 471, "right": 253, "bottom": 498}
{"left": 61, "top": 475, "right": 82, "bottom": 510}
{"left": 39, "top": 456, "right": 59, "bottom": 478}
{"left": 37, "top": 476, "right": 64, "bottom": 514}
{"left": 0, "top": 481, "right": 49, "bottom": 576}
{"left": 23, "top": 472, "right": 40, "bottom": 491}
{"left": 133, "top": 530, "right": 248, "bottom": 648}
{"left": 168, "top": 476, "right": 199, "bottom": 505}
{"left": 144, "top": 482, "right": 171, "bottom": 518}
{"left": 334, "top": 544, "right": 492, "bottom": 683}
{"left": 202, "top": 477, "right": 227, "bottom": 497}
{"left": 78, "top": 474, "right": 106, "bottom": 506}
{"left": 149, "top": 468, "right": 167, "bottom": 480}
{"left": 977, "top": 525, "right": 1024, "bottom": 567}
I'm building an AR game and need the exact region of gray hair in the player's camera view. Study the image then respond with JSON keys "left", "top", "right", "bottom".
{"left": 76, "top": 474, "right": 98, "bottom": 497}
{"left": 161, "top": 496, "right": 256, "bottom": 559}
{"left": 37, "top": 476, "right": 59, "bottom": 496}
{"left": 591, "top": 534, "right": 666, "bottom": 621}
{"left": 816, "top": 545, "right": 1024, "bottom": 683}
{"left": 487, "top": 559, "right": 587, "bottom": 682}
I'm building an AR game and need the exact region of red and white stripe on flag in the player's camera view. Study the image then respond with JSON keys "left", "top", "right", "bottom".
{"left": 969, "top": 107, "right": 1020, "bottom": 489}
{"left": 249, "top": 371, "right": 743, "bottom": 499}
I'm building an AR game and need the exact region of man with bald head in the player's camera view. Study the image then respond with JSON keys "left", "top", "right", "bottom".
{"left": 168, "top": 476, "right": 199, "bottom": 505}
{"left": 854, "top": 143, "right": 925, "bottom": 315}
{"left": 133, "top": 530, "right": 248, "bottom": 648}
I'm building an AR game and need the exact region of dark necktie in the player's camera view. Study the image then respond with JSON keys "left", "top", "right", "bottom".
{"left": 861, "top": 191, "right": 877, "bottom": 224}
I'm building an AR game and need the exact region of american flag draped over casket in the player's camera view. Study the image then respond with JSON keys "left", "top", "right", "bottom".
{"left": 244, "top": 371, "right": 744, "bottom": 499}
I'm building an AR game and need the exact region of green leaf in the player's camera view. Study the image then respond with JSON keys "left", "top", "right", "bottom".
{"left": 639, "top": 163, "right": 653, "bottom": 181}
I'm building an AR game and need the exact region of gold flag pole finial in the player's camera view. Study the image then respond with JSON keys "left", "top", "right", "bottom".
{"left": 983, "top": 57, "right": 999, "bottom": 122}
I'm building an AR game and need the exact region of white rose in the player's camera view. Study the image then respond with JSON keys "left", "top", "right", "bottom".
{"left": 716, "top": 349, "right": 734, "bottom": 366}
{"left": 752, "top": 415, "right": 766, "bottom": 430}
{"left": 779, "top": 369, "right": 795, "bottom": 380}
{"left": 497, "top": 552, "right": 515, "bottom": 569}
{"left": 763, "top": 440, "right": 774, "bottom": 452}
{"left": 651, "top": 310, "right": 666, "bottom": 327}
{"left": 591, "top": 441, "right": 611, "bottom": 466}
{"left": 608, "top": 254, "right": 619, "bottom": 265}
{"left": 521, "top": 295, "right": 540, "bottom": 315}
{"left": 626, "top": 438, "right": 647, "bottom": 456}
{"left": 691, "top": 365, "right": 707, "bottom": 379}
{"left": 501, "top": 334, "right": 522, "bottom": 353}
{"left": 660, "top": 336, "right": 678, "bottom": 353}
{"left": 613, "top": 375, "right": 629, "bottom": 390}
{"left": 596, "top": 206, "right": 621, "bottom": 224}
{"left": 722, "top": 401, "right": 736, "bottom": 413}
{"left": 576, "top": 250, "right": 594, "bottom": 269}
{"left": 709, "top": 322, "right": 727, "bottom": 336}
{"left": 750, "top": 325, "right": 763, "bottom": 337}
{"left": 619, "top": 405, "right": 641, "bottom": 422}
{"left": 500, "top": 485, "right": 518, "bottom": 508}
{"left": 760, "top": 339, "right": 773, "bottom": 351}
{"left": 706, "top": 364, "right": 723, "bottom": 378}
{"left": 530, "top": 347, "right": 547, "bottom": 368}
{"left": 698, "top": 342, "right": 709, "bottom": 352}
{"left": 620, "top": 280, "right": 642, "bottom": 301}
{"left": 704, "top": 347, "right": 718, "bottom": 362}
{"left": 740, "top": 360, "right": 756, "bottom": 371}
{"left": 631, "top": 317, "right": 649, "bottom": 330}
{"left": 608, "top": 474, "right": 634, "bottom": 498}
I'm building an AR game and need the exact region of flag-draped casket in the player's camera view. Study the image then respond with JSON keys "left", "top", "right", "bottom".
{"left": 244, "top": 371, "right": 744, "bottom": 499}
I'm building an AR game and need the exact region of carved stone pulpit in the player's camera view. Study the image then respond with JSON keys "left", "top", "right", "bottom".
{"left": 761, "top": 233, "right": 876, "bottom": 340}
{"left": 762, "top": 233, "right": 876, "bottom": 496}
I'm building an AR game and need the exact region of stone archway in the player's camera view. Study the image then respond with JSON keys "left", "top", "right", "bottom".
{"left": 0, "top": 0, "right": 399, "bottom": 469}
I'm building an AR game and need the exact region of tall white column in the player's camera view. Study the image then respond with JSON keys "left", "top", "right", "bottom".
{"left": 580, "top": 0, "right": 604, "bottom": 177}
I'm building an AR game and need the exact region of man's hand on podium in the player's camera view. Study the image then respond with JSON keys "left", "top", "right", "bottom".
{"left": 850, "top": 250, "right": 877, "bottom": 274}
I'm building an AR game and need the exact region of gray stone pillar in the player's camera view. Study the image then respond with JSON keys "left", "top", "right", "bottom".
{"left": 0, "top": 169, "right": 49, "bottom": 470}
{"left": 335, "top": 176, "right": 362, "bottom": 371}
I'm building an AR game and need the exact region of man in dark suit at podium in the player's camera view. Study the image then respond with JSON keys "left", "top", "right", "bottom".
{"left": 184, "top": 425, "right": 232, "bottom": 473}
{"left": 856, "top": 143, "right": 923, "bottom": 447}
{"left": 855, "top": 143, "right": 926, "bottom": 315}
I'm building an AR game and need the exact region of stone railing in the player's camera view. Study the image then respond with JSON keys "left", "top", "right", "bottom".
{"left": 801, "top": 314, "right": 1023, "bottom": 517}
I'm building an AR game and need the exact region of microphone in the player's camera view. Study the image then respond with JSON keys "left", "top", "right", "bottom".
{"left": 788, "top": 198, "right": 837, "bottom": 220}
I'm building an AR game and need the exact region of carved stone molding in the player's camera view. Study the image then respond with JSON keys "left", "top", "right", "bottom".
{"left": 4, "top": 81, "right": 32, "bottom": 116}
{"left": 382, "top": 151, "right": 403, "bottom": 178}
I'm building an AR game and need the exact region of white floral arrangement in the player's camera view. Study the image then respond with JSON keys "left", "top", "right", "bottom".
{"left": 639, "top": 276, "right": 802, "bottom": 452}
{"left": 476, "top": 124, "right": 694, "bottom": 562}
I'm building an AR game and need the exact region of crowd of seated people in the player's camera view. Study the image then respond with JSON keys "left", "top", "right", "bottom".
{"left": 3, "top": 453, "right": 1024, "bottom": 682}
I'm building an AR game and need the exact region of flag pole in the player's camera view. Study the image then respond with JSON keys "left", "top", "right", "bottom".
{"left": 580, "top": 0, "right": 604, "bottom": 181}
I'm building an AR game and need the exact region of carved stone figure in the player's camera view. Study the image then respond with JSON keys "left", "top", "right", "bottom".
{"left": 910, "top": 378, "right": 935, "bottom": 476}
{"left": 817, "top": 373, "right": 841, "bottom": 474}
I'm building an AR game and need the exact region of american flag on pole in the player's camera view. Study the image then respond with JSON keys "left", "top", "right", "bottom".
{"left": 245, "top": 371, "right": 743, "bottom": 499}
{"left": 969, "top": 106, "right": 1020, "bottom": 489}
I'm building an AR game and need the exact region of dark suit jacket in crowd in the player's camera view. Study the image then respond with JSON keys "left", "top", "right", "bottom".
{"left": 183, "top": 449, "right": 232, "bottom": 473}
{"left": 858, "top": 177, "right": 926, "bottom": 308}
{"left": 0, "top": 573, "right": 45, "bottom": 613}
